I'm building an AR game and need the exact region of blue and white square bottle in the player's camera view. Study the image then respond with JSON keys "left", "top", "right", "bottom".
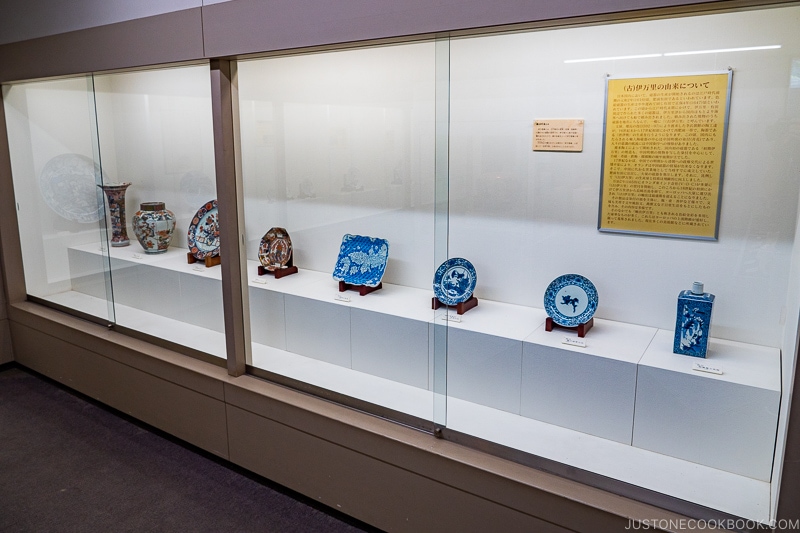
{"left": 673, "top": 281, "right": 714, "bottom": 358}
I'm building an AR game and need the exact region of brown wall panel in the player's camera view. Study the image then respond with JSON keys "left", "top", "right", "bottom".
{"left": 0, "top": 319, "right": 11, "bottom": 364}
{"left": 202, "top": 0, "right": 735, "bottom": 58}
{"left": 10, "top": 321, "right": 229, "bottom": 459}
{"left": 778, "top": 363, "right": 800, "bottom": 519}
{"left": 223, "top": 380, "right": 688, "bottom": 532}
{"left": 0, "top": 8, "right": 205, "bottom": 83}
{"left": 226, "top": 404, "right": 571, "bottom": 533}
{"left": 8, "top": 303, "right": 228, "bottom": 399}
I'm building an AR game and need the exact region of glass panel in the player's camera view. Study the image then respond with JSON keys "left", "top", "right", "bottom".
{"left": 447, "top": 6, "right": 800, "bottom": 522}
{"left": 237, "top": 42, "right": 439, "bottom": 424}
{"left": 433, "top": 37, "right": 450, "bottom": 429}
{"left": 90, "top": 64, "right": 223, "bottom": 358}
{"left": 3, "top": 76, "right": 114, "bottom": 323}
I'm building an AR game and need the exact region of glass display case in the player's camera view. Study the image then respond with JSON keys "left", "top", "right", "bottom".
{"left": 3, "top": 3, "right": 800, "bottom": 524}
{"left": 237, "top": 42, "right": 443, "bottom": 423}
{"left": 3, "top": 63, "right": 224, "bottom": 358}
{"left": 441, "top": 7, "right": 798, "bottom": 521}
{"left": 231, "top": 6, "right": 800, "bottom": 522}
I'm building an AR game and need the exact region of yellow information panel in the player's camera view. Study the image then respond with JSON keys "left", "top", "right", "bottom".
{"left": 599, "top": 72, "right": 732, "bottom": 239}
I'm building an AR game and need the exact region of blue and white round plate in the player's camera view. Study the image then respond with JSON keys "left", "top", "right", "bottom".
{"left": 544, "top": 274, "right": 598, "bottom": 327}
{"left": 433, "top": 258, "right": 477, "bottom": 306}
{"left": 39, "top": 153, "right": 105, "bottom": 223}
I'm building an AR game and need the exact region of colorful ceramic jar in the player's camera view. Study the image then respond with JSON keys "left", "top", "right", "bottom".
{"left": 132, "top": 202, "right": 176, "bottom": 254}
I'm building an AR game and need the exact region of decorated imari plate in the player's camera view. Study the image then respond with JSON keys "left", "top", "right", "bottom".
{"left": 332, "top": 234, "right": 389, "bottom": 287}
{"left": 433, "top": 258, "right": 477, "bottom": 306}
{"left": 187, "top": 199, "right": 220, "bottom": 260}
{"left": 258, "top": 227, "right": 293, "bottom": 271}
{"left": 544, "top": 274, "right": 598, "bottom": 327}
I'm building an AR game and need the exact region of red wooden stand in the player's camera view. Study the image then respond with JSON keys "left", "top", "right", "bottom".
{"left": 545, "top": 316, "right": 593, "bottom": 338}
{"left": 339, "top": 281, "right": 383, "bottom": 296}
{"left": 187, "top": 252, "right": 221, "bottom": 268}
{"left": 258, "top": 265, "right": 298, "bottom": 279}
{"left": 257, "top": 256, "right": 298, "bottom": 279}
{"left": 432, "top": 295, "right": 478, "bottom": 315}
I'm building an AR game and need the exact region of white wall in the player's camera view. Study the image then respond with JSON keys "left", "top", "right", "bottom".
{"left": 447, "top": 7, "right": 800, "bottom": 349}
{"left": 93, "top": 65, "right": 217, "bottom": 251}
{"left": 237, "top": 43, "right": 437, "bottom": 290}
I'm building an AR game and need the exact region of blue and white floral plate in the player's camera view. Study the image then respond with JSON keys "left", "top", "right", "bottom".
{"left": 187, "top": 199, "right": 220, "bottom": 260}
{"left": 332, "top": 234, "right": 389, "bottom": 287}
{"left": 39, "top": 153, "right": 105, "bottom": 223}
{"left": 544, "top": 274, "right": 598, "bottom": 327}
{"left": 433, "top": 258, "right": 477, "bottom": 306}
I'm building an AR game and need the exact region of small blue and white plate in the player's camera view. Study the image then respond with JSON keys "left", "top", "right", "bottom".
{"left": 433, "top": 258, "right": 477, "bottom": 306}
{"left": 332, "top": 234, "right": 389, "bottom": 287}
{"left": 544, "top": 274, "right": 598, "bottom": 327}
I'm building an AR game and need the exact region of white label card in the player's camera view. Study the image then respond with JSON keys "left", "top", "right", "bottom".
{"left": 132, "top": 253, "right": 143, "bottom": 259}
{"left": 252, "top": 278, "right": 268, "bottom": 285}
{"left": 562, "top": 337, "right": 586, "bottom": 348}
{"left": 192, "top": 265, "right": 204, "bottom": 272}
{"left": 440, "top": 313, "right": 462, "bottom": 323}
{"left": 335, "top": 293, "right": 351, "bottom": 303}
{"left": 692, "top": 362, "right": 723, "bottom": 375}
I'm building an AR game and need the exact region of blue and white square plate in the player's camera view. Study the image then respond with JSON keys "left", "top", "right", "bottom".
{"left": 433, "top": 258, "right": 477, "bottom": 306}
{"left": 332, "top": 234, "right": 389, "bottom": 287}
{"left": 544, "top": 274, "right": 598, "bottom": 327}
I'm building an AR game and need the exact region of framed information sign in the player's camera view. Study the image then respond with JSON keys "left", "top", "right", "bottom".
{"left": 598, "top": 71, "right": 732, "bottom": 239}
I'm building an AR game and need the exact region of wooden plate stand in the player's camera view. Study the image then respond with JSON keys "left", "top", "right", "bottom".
{"left": 432, "top": 295, "right": 478, "bottom": 315}
{"left": 339, "top": 281, "right": 382, "bottom": 296}
{"left": 257, "top": 256, "right": 298, "bottom": 279}
{"left": 187, "top": 252, "right": 221, "bottom": 268}
{"left": 545, "top": 316, "right": 594, "bottom": 338}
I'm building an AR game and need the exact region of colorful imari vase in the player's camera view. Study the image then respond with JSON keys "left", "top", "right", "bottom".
{"left": 132, "top": 202, "right": 176, "bottom": 254}
{"left": 99, "top": 182, "right": 131, "bottom": 247}
{"left": 673, "top": 281, "right": 715, "bottom": 358}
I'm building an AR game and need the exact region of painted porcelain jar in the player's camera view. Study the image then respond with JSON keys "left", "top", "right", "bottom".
{"left": 132, "top": 202, "right": 176, "bottom": 254}
{"left": 99, "top": 182, "right": 131, "bottom": 247}
{"left": 673, "top": 281, "right": 715, "bottom": 358}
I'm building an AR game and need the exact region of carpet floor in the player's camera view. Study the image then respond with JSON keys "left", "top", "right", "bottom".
{"left": 0, "top": 365, "right": 379, "bottom": 533}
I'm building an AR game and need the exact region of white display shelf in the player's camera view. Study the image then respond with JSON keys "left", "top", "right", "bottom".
{"left": 446, "top": 397, "right": 770, "bottom": 522}
{"left": 43, "top": 290, "right": 227, "bottom": 359}
{"left": 439, "top": 298, "right": 547, "bottom": 340}
{"left": 63, "top": 243, "right": 780, "bottom": 519}
{"left": 521, "top": 320, "right": 658, "bottom": 444}
{"left": 251, "top": 342, "right": 435, "bottom": 420}
{"left": 634, "top": 329, "right": 781, "bottom": 481}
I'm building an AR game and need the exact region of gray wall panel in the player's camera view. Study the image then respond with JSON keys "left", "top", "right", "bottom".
{"left": 202, "top": 0, "right": 732, "bottom": 57}
{"left": 10, "top": 321, "right": 229, "bottom": 458}
{"left": 226, "top": 403, "right": 571, "bottom": 533}
{"left": 0, "top": 0, "right": 202, "bottom": 45}
{"left": 0, "top": 9, "right": 205, "bottom": 83}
